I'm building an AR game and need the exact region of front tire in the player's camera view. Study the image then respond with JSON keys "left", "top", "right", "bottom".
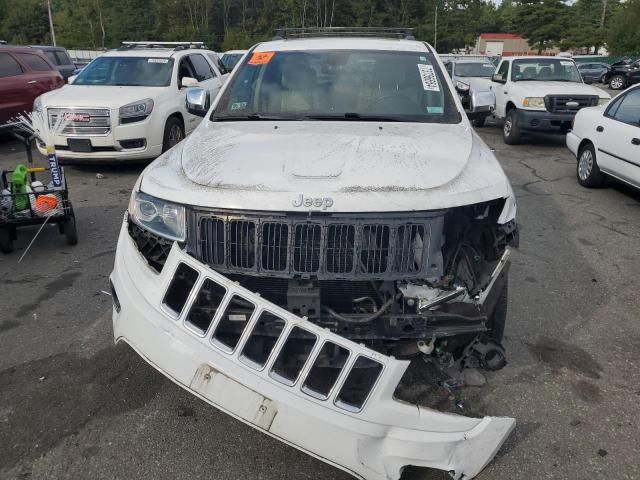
{"left": 503, "top": 109, "right": 521, "bottom": 145}
{"left": 162, "top": 117, "right": 185, "bottom": 152}
{"left": 577, "top": 143, "right": 605, "bottom": 187}
{"left": 609, "top": 74, "right": 626, "bottom": 90}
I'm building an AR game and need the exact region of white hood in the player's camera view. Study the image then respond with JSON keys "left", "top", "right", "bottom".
{"left": 508, "top": 81, "right": 608, "bottom": 98}
{"left": 39, "top": 85, "right": 165, "bottom": 108}
{"left": 140, "top": 120, "right": 513, "bottom": 213}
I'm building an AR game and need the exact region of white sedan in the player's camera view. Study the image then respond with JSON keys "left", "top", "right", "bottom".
{"left": 567, "top": 84, "right": 640, "bottom": 189}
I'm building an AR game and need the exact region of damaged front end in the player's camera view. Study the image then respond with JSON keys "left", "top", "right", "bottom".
{"left": 116, "top": 195, "right": 518, "bottom": 479}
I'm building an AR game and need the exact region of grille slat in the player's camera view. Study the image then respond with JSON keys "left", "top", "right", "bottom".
{"left": 48, "top": 108, "right": 112, "bottom": 136}
{"left": 195, "top": 213, "right": 438, "bottom": 280}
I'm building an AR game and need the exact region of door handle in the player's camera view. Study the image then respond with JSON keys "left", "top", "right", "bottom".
{"left": 28, "top": 80, "right": 37, "bottom": 84}
{"left": 504, "top": 91, "right": 508, "bottom": 94}
{"left": 632, "top": 138, "right": 640, "bottom": 145}
{"left": 596, "top": 126, "right": 604, "bottom": 132}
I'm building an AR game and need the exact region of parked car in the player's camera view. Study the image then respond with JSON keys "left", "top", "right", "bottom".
{"left": 444, "top": 58, "right": 497, "bottom": 127}
{"left": 567, "top": 84, "right": 640, "bottom": 190}
{"left": 220, "top": 49, "right": 247, "bottom": 71}
{"left": 35, "top": 41, "right": 228, "bottom": 163}
{"left": 111, "top": 29, "right": 517, "bottom": 480}
{"left": 604, "top": 57, "right": 640, "bottom": 90}
{"left": 0, "top": 44, "right": 64, "bottom": 125}
{"left": 31, "top": 45, "right": 76, "bottom": 80}
{"left": 491, "top": 56, "right": 610, "bottom": 144}
{"left": 576, "top": 62, "right": 611, "bottom": 84}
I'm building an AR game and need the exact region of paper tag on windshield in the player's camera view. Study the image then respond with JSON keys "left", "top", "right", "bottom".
{"left": 417, "top": 64, "right": 440, "bottom": 91}
{"left": 248, "top": 52, "right": 275, "bottom": 65}
{"left": 560, "top": 61, "right": 574, "bottom": 66}
{"left": 148, "top": 58, "right": 169, "bottom": 63}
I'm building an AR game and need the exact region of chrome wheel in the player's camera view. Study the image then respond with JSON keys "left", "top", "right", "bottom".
{"left": 504, "top": 118, "right": 512, "bottom": 137}
{"left": 578, "top": 149, "right": 593, "bottom": 181}
{"left": 610, "top": 76, "right": 624, "bottom": 89}
{"left": 168, "top": 124, "right": 184, "bottom": 147}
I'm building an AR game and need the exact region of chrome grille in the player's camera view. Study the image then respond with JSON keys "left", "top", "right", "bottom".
{"left": 544, "top": 95, "right": 598, "bottom": 113}
{"left": 48, "top": 108, "right": 111, "bottom": 136}
{"left": 190, "top": 210, "right": 444, "bottom": 281}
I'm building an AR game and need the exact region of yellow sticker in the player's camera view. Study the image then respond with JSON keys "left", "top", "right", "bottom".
{"left": 248, "top": 51, "right": 275, "bottom": 65}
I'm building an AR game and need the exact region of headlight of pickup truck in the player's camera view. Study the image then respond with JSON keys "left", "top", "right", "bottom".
{"left": 598, "top": 98, "right": 610, "bottom": 106}
{"left": 522, "top": 97, "right": 545, "bottom": 109}
{"left": 119, "top": 98, "right": 154, "bottom": 124}
{"left": 129, "top": 191, "right": 185, "bottom": 242}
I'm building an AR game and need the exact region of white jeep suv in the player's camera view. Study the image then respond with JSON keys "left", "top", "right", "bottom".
{"left": 111, "top": 29, "right": 518, "bottom": 480}
{"left": 491, "top": 56, "right": 610, "bottom": 144}
{"left": 35, "top": 42, "right": 228, "bottom": 162}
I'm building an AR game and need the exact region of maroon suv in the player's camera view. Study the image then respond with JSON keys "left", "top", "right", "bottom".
{"left": 0, "top": 45, "right": 64, "bottom": 125}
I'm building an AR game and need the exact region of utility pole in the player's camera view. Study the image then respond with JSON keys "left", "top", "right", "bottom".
{"left": 434, "top": 3, "right": 438, "bottom": 50}
{"left": 47, "top": 0, "right": 57, "bottom": 46}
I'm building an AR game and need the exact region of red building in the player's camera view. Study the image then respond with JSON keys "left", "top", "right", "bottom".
{"left": 476, "top": 33, "right": 560, "bottom": 56}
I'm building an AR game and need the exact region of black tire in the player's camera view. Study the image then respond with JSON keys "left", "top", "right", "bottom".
{"left": 0, "top": 227, "right": 13, "bottom": 254}
{"left": 577, "top": 143, "right": 605, "bottom": 188}
{"left": 600, "top": 73, "right": 607, "bottom": 84}
{"left": 609, "top": 74, "right": 626, "bottom": 90}
{"left": 503, "top": 109, "right": 521, "bottom": 145}
{"left": 472, "top": 116, "right": 486, "bottom": 128}
{"left": 162, "top": 116, "right": 185, "bottom": 152}
{"left": 488, "top": 280, "right": 508, "bottom": 342}
{"left": 63, "top": 216, "right": 78, "bottom": 245}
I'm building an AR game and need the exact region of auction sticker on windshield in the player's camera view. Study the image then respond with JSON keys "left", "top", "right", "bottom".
{"left": 148, "top": 58, "right": 169, "bottom": 63}
{"left": 417, "top": 64, "right": 440, "bottom": 91}
{"left": 248, "top": 52, "right": 275, "bottom": 65}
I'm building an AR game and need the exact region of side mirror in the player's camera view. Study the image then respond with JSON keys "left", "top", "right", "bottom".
{"left": 186, "top": 87, "right": 210, "bottom": 117}
{"left": 67, "top": 75, "right": 77, "bottom": 84}
{"left": 180, "top": 76, "right": 198, "bottom": 89}
{"left": 491, "top": 73, "right": 506, "bottom": 84}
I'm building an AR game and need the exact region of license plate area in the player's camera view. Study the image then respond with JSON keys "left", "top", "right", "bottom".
{"left": 67, "top": 138, "right": 93, "bottom": 152}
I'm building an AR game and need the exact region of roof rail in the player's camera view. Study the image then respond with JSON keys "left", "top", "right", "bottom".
{"left": 272, "top": 27, "right": 415, "bottom": 41}
{"left": 119, "top": 41, "right": 208, "bottom": 51}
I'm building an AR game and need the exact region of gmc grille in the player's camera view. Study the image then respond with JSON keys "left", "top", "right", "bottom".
{"left": 545, "top": 95, "right": 598, "bottom": 113}
{"left": 48, "top": 108, "right": 111, "bottom": 136}
{"left": 188, "top": 210, "right": 444, "bottom": 281}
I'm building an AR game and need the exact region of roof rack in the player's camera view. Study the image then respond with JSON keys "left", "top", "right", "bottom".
{"left": 119, "top": 41, "right": 208, "bottom": 51}
{"left": 272, "top": 27, "right": 415, "bottom": 41}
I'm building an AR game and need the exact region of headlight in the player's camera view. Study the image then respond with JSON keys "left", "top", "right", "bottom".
{"left": 119, "top": 98, "right": 154, "bottom": 124}
{"left": 522, "top": 97, "right": 545, "bottom": 109}
{"left": 33, "top": 97, "right": 42, "bottom": 112}
{"left": 129, "top": 191, "right": 185, "bottom": 241}
{"left": 455, "top": 80, "right": 470, "bottom": 92}
{"left": 598, "top": 98, "right": 610, "bottom": 106}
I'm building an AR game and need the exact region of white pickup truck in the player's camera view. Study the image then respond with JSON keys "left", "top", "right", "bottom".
{"left": 491, "top": 56, "right": 610, "bottom": 144}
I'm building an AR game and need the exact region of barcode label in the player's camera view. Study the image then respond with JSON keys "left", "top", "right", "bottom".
{"left": 417, "top": 64, "right": 440, "bottom": 92}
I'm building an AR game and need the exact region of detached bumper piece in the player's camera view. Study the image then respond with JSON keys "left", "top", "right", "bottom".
{"left": 111, "top": 236, "right": 515, "bottom": 480}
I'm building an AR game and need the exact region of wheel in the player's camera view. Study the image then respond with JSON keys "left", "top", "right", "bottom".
{"left": 600, "top": 73, "right": 607, "bottom": 84}
{"left": 577, "top": 143, "right": 605, "bottom": 187}
{"left": 0, "top": 227, "right": 13, "bottom": 253}
{"left": 503, "top": 109, "right": 521, "bottom": 145}
{"left": 488, "top": 280, "right": 508, "bottom": 342}
{"left": 472, "top": 116, "right": 486, "bottom": 128}
{"left": 162, "top": 117, "right": 185, "bottom": 152}
{"left": 609, "top": 74, "right": 626, "bottom": 90}
{"left": 63, "top": 216, "right": 78, "bottom": 245}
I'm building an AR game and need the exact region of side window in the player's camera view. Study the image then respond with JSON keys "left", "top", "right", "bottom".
{"left": 497, "top": 61, "right": 509, "bottom": 80}
{"left": 44, "top": 51, "right": 59, "bottom": 66}
{"left": 207, "top": 53, "right": 226, "bottom": 75}
{"left": 55, "top": 51, "right": 73, "bottom": 65}
{"left": 0, "top": 53, "right": 24, "bottom": 77}
{"left": 177, "top": 57, "right": 195, "bottom": 84}
{"left": 16, "top": 53, "right": 52, "bottom": 71}
{"left": 188, "top": 54, "right": 213, "bottom": 82}
{"left": 611, "top": 89, "right": 640, "bottom": 126}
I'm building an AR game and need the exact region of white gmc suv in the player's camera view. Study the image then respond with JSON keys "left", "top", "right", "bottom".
{"left": 35, "top": 42, "right": 228, "bottom": 162}
{"left": 491, "top": 56, "right": 610, "bottom": 144}
{"left": 111, "top": 29, "right": 518, "bottom": 480}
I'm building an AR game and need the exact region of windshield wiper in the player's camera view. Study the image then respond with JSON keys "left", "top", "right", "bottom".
{"left": 214, "top": 113, "right": 300, "bottom": 121}
{"left": 304, "top": 113, "right": 403, "bottom": 122}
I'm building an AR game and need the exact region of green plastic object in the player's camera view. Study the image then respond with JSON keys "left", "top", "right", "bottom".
{"left": 11, "top": 164, "right": 29, "bottom": 211}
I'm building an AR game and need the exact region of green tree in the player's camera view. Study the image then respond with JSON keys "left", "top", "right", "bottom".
{"left": 606, "top": 0, "right": 640, "bottom": 54}
{"left": 515, "top": 0, "right": 570, "bottom": 53}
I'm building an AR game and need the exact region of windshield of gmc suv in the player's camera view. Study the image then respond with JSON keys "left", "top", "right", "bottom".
{"left": 454, "top": 62, "right": 496, "bottom": 77}
{"left": 511, "top": 59, "right": 582, "bottom": 83}
{"left": 73, "top": 56, "right": 174, "bottom": 86}
{"left": 213, "top": 50, "right": 459, "bottom": 123}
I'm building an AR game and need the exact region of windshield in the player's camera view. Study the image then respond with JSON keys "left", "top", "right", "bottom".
{"left": 213, "top": 50, "right": 459, "bottom": 123}
{"left": 73, "top": 56, "right": 174, "bottom": 86}
{"left": 511, "top": 59, "right": 582, "bottom": 82}
{"left": 454, "top": 62, "right": 495, "bottom": 78}
{"left": 221, "top": 53, "right": 244, "bottom": 71}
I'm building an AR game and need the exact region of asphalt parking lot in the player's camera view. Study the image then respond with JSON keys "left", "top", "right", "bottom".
{"left": 1, "top": 112, "right": 639, "bottom": 480}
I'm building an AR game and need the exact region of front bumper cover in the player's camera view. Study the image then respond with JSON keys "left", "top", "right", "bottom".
{"left": 515, "top": 109, "right": 576, "bottom": 133}
{"left": 110, "top": 222, "right": 515, "bottom": 480}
